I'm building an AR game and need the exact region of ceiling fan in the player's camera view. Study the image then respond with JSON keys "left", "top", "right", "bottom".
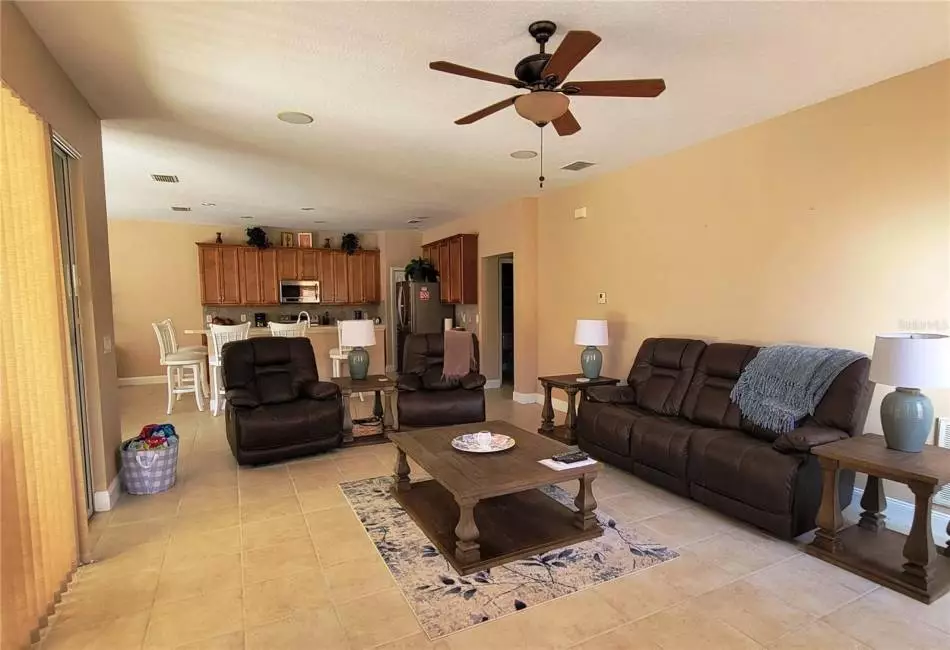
{"left": 430, "top": 20, "right": 666, "bottom": 136}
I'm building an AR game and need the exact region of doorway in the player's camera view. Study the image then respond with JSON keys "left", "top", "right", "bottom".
{"left": 51, "top": 138, "right": 95, "bottom": 516}
{"left": 500, "top": 257, "right": 514, "bottom": 386}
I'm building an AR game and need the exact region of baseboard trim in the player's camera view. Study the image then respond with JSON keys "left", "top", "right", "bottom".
{"left": 852, "top": 487, "right": 949, "bottom": 540}
{"left": 511, "top": 392, "right": 568, "bottom": 413}
{"left": 93, "top": 475, "right": 120, "bottom": 512}
{"left": 485, "top": 379, "right": 502, "bottom": 389}
{"left": 118, "top": 375, "right": 165, "bottom": 386}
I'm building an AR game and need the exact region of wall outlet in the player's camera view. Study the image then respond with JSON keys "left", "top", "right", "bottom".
{"left": 240, "top": 313, "right": 247, "bottom": 322}
{"left": 205, "top": 314, "right": 213, "bottom": 324}
{"left": 102, "top": 335, "right": 113, "bottom": 354}
{"left": 598, "top": 292, "right": 607, "bottom": 304}
{"left": 574, "top": 207, "right": 588, "bottom": 220}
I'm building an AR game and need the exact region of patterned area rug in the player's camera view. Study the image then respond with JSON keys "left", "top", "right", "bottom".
{"left": 340, "top": 476, "right": 679, "bottom": 639}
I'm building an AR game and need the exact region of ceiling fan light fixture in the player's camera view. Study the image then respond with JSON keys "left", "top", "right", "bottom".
{"left": 514, "top": 91, "right": 569, "bottom": 123}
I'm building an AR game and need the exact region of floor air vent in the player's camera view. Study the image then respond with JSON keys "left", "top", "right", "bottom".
{"left": 151, "top": 174, "right": 179, "bottom": 183}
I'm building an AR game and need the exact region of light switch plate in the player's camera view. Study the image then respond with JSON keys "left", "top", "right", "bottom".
{"left": 240, "top": 313, "right": 247, "bottom": 322}
{"left": 103, "top": 335, "right": 113, "bottom": 354}
{"left": 598, "top": 292, "right": 607, "bottom": 304}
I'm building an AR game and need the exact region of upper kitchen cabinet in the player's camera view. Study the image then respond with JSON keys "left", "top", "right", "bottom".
{"left": 276, "top": 248, "right": 298, "bottom": 281}
{"left": 197, "top": 244, "right": 380, "bottom": 306}
{"left": 423, "top": 234, "right": 477, "bottom": 304}
{"left": 198, "top": 244, "right": 242, "bottom": 305}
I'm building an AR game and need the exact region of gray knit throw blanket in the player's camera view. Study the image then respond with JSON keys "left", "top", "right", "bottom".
{"left": 730, "top": 345, "right": 866, "bottom": 434}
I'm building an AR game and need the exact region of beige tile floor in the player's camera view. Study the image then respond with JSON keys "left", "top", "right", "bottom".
{"left": 39, "top": 384, "right": 950, "bottom": 650}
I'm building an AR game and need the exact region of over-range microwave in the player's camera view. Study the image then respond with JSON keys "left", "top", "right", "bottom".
{"left": 279, "top": 280, "right": 320, "bottom": 304}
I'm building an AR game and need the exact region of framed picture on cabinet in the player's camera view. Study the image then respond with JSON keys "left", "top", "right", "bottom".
{"left": 297, "top": 232, "right": 313, "bottom": 248}
{"left": 280, "top": 232, "right": 294, "bottom": 247}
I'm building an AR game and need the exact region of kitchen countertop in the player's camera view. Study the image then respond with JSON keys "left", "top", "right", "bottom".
{"left": 184, "top": 323, "right": 385, "bottom": 335}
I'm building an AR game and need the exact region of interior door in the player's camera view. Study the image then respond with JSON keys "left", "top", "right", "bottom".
{"left": 52, "top": 142, "right": 94, "bottom": 516}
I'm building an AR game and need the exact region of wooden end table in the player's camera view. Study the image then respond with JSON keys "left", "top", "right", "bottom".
{"left": 332, "top": 375, "right": 397, "bottom": 445}
{"left": 807, "top": 434, "right": 950, "bottom": 604}
{"left": 538, "top": 374, "right": 619, "bottom": 444}
{"left": 389, "top": 420, "right": 602, "bottom": 575}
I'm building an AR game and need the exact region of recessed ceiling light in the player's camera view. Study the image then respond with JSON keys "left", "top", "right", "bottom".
{"left": 277, "top": 111, "right": 313, "bottom": 125}
{"left": 239, "top": 216, "right": 253, "bottom": 220}
{"left": 407, "top": 219, "right": 422, "bottom": 224}
{"left": 300, "top": 207, "right": 316, "bottom": 211}
{"left": 313, "top": 220, "right": 326, "bottom": 224}
{"left": 510, "top": 150, "right": 538, "bottom": 159}
{"left": 201, "top": 202, "right": 216, "bottom": 207}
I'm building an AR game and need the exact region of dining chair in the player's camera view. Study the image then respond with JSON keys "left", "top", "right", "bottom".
{"left": 152, "top": 321, "right": 206, "bottom": 415}
{"left": 268, "top": 321, "right": 309, "bottom": 338}
{"left": 208, "top": 322, "right": 252, "bottom": 416}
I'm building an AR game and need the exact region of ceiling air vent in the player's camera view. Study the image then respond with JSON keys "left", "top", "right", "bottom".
{"left": 170, "top": 206, "right": 191, "bottom": 212}
{"left": 561, "top": 161, "right": 596, "bottom": 172}
{"left": 151, "top": 174, "right": 179, "bottom": 183}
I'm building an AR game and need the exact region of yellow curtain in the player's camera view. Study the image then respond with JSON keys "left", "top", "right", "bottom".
{"left": 0, "top": 84, "right": 82, "bottom": 649}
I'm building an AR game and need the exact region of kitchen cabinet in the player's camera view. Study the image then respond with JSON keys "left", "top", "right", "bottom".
{"left": 238, "top": 247, "right": 263, "bottom": 304}
{"left": 298, "top": 249, "right": 319, "bottom": 280}
{"left": 423, "top": 234, "right": 478, "bottom": 304}
{"left": 198, "top": 245, "right": 242, "bottom": 305}
{"left": 197, "top": 244, "right": 380, "bottom": 306}
{"left": 276, "top": 248, "right": 298, "bottom": 281}
{"left": 259, "top": 249, "right": 279, "bottom": 304}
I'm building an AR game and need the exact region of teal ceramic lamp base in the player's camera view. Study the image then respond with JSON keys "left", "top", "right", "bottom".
{"left": 880, "top": 387, "right": 933, "bottom": 453}
{"left": 580, "top": 346, "right": 603, "bottom": 379}
{"left": 347, "top": 347, "right": 370, "bottom": 381}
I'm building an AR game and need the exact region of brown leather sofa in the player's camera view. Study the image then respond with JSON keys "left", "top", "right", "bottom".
{"left": 222, "top": 337, "right": 344, "bottom": 465}
{"left": 397, "top": 333, "right": 487, "bottom": 427}
{"left": 576, "top": 338, "right": 873, "bottom": 538}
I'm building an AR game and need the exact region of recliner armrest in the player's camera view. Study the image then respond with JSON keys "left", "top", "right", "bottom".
{"left": 300, "top": 380, "right": 340, "bottom": 401}
{"left": 397, "top": 374, "right": 423, "bottom": 392}
{"left": 225, "top": 388, "right": 260, "bottom": 409}
{"left": 585, "top": 385, "right": 635, "bottom": 404}
{"left": 459, "top": 373, "right": 486, "bottom": 390}
{"left": 773, "top": 426, "right": 848, "bottom": 453}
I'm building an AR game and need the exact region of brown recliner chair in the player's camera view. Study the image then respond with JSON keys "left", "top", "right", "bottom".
{"left": 222, "top": 337, "right": 343, "bottom": 465}
{"left": 397, "top": 333, "right": 486, "bottom": 427}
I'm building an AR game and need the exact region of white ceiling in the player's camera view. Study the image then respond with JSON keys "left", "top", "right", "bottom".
{"left": 19, "top": 1, "right": 950, "bottom": 230}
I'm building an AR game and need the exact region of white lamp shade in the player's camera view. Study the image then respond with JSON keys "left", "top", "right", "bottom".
{"left": 869, "top": 333, "right": 950, "bottom": 388}
{"left": 574, "top": 319, "right": 608, "bottom": 347}
{"left": 340, "top": 320, "right": 376, "bottom": 347}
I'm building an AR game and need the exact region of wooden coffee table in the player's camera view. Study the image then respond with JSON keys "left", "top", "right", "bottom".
{"left": 388, "top": 420, "right": 603, "bottom": 575}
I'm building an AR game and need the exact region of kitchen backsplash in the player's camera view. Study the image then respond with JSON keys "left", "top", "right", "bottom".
{"left": 204, "top": 304, "right": 381, "bottom": 326}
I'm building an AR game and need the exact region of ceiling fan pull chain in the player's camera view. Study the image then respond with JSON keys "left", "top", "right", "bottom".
{"left": 539, "top": 125, "right": 545, "bottom": 190}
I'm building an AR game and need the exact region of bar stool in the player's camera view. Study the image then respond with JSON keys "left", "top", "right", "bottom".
{"left": 209, "top": 322, "right": 251, "bottom": 416}
{"left": 152, "top": 321, "right": 206, "bottom": 414}
{"left": 159, "top": 318, "right": 210, "bottom": 398}
{"left": 268, "top": 321, "right": 308, "bottom": 337}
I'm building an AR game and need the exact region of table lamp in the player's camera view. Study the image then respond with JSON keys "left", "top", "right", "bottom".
{"left": 869, "top": 333, "right": 950, "bottom": 452}
{"left": 574, "top": 319, "right": 608, "bottom": 379}
{"left": 340, "top": 320, "right": 376, "bottom": 380}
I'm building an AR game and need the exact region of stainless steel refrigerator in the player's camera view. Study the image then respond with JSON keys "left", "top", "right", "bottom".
{"left": 395, "top": 281, "right": 453, "bottom": 372}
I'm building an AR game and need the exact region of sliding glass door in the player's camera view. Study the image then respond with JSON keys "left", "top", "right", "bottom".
{"left": 51, "top": 141, "right": 94, "bottom": 516}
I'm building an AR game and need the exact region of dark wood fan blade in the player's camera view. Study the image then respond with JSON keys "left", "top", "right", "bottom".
{"left": 430, "top": 61, "right": 522, "bottom": 87}
{"left": 568, "top": 79, "right": 666, "bottom": 97}
{"left": 542, "top": 31, "right": 601, "bottom": 83}
{"left": 455, "top": 96, "right": 520, "bottom": 125}
{"left": 552, "top": 110, "right": 581, "bottom": 136}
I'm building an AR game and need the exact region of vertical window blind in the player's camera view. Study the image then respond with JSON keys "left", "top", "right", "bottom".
{"left": 1, "top": 84, "right": 85, "bottom": 648}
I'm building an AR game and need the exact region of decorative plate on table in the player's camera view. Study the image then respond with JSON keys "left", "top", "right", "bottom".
{"left": 451, "top": 432, "right": 516, "bottom": 453}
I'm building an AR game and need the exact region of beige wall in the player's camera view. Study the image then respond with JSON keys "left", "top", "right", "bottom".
{"left": 108, "top": 220, "right": 419, "bottom": 377}
{"left": 108, "top": 221, "right": 247, "bottom": 378}
{"left": 2, "top": 3, "right": 121, "bottom": 490}
{"left": 536, "top": 60, "right": 950, "bottom": 434}
{"left": 423, "top": 197, "right": 539, "bottom": 395}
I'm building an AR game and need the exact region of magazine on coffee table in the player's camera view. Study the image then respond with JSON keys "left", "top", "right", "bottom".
{"left": 537, "top": 457, "right": 598, "bottom": 471}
